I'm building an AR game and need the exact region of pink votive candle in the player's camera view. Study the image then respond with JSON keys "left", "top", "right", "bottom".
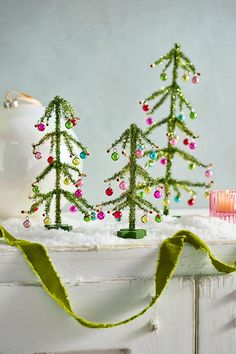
{"left": 210, "top": 190, "right": 236, "bottom": 223}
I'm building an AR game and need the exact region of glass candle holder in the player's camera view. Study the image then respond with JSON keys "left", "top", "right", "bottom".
{"left": 209, "top": 190, "right": 236, "bottom": 223}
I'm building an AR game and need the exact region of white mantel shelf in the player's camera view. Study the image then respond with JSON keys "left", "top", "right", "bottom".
{"left": 0, "top": 210, "right": 236, "bottom": 354}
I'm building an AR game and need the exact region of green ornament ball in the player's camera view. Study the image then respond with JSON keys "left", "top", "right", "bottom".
{"left": 188, "top": 162, "right": 196, "bottom": 170}
{"left": 204, "top": 191, "right": 210, "bottom": 199}
{"left": 33, "top": 186, "right": 40, "bottom": 194}
{"left": 160, "top": 72, "right": 168, "bottom": 81}
{"left": 182, "top": 73, "right": 189, "bottom": 82}
{"left": 84, "top": 215, "right": 91, "bottom": 222}
{"left": 148, "top": 160, "right": 156, "bottom": 168}
{"left": 111, "top": 152, "right": 119, "bottom": 161}
{"left": 155, "top": 213, "right": 163, "bottom": 223}
{"left": 80, "top": 151, "right": 87, "bottom": 159}
{"left": 190, "top": 111, "right": 197, "bottom": 119}
{"left": 65, "top": 120, "right": 73, "bottom": 129}
{"left": 138, "top": 191, "right": 145, "bottom": 199}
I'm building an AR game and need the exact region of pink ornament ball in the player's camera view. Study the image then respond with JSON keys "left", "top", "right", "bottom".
{"left": 160, "top": 158, "right": 168, "bottom": 165}
{"left": 154, "top": 189, "right": 162, "bottom": 199}
{"left": 205, "top": 169, "right": 213, "bottom": 178}
{"left": 189, "top": 142, "right": 197, "bottom": 150}
{"left": 75, "top": 189, "right": 83, "bottom": 198}
{"left": 35, "top": 151, "right": 42, "bottom": 160}
{"left": 76, "top": 178, "right": 84, "bottom": 187}
{"left": 97, "top": 211, "right": 105, "bottom": 220}
{"left": 146, "top": 117, "right": 154, "bottom": 126}
{"left": 192, "top": 74, "right": 200, "bottom": 84}
{"left": 119, "top": 181, "right": 128, "bottom": 190}
{"left": 37, "top": 123, "right": 46, "bottom": 132}
{"left": 69, "top": 205, "right": 78, "bottom": 213}
{"left": 136, "top": 149, "right": 144, "bottom": 157}
{"left": 23, "top": 219, "right": 31, "bottom": 228}
{"left": 170, "top": 138, "right": 177, "bottom": 145}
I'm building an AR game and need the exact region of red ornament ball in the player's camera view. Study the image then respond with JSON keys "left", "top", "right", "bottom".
{"left": 105, "top": 187, "right": 113, "bottom": 196}
{"left": 183, "top": 138, "right": 190, "bottom": 145}
{"left": 187, "top": 198, "right": 195, "bottom": 206}
{"left": 113, "top": 210, "right": 122, "bottom": 219}
{"left": 142, "top": 104, "right": 150, "bottom": 112}
{"left": 71, "top": 118, "right": 77, "bottom": 126}
{"left": 47, "top": 156, "right": 54, "bottom": 164}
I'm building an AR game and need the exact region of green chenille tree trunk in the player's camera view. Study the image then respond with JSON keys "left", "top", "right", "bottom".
{"left": 163, "top": 44, "right": 179, "bottom": 215}
{"left": 54, "top": 101, "right": 62, "bottom": 226}
{"left": 128, "top": 124, "right": 137, "bottom": 230}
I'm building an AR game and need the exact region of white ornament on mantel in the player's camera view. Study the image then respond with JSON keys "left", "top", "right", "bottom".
{"left": 0, "top": 91, "right": 80, "bottom": 219}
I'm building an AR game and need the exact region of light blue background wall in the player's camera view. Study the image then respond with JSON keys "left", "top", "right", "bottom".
{"left": 0, "top": 0, "right": 235, "bottom": 208}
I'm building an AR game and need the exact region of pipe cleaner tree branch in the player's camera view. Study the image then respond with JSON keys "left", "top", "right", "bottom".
{"left": 22, "top": 96, "right": 94, "bottom": 231}
{"left": 97, "top": 123, "right": 163, "bottom": 239}
{"left": 140, "top": 43, "right": 213, "bottom": 215}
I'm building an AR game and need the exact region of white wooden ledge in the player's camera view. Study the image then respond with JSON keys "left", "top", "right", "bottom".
{"left": 0, "top": 211, "right": 236, "bottom": 354}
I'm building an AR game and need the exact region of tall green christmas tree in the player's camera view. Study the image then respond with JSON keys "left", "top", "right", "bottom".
{"left": 22, "top": 96, "right": 93, "bottom": 231}
{"left": 141, "top": 43, "right": 213, "bottom": 215}
{"left": 96, "top": 123, "right": 163, "bottom": 239}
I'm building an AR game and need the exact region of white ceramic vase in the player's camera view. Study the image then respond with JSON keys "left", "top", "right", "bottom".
{"left": 0, "top": 93, "right": 80, "bottom": 219}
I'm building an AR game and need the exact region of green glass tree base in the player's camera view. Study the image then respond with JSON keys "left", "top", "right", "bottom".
{"left": 44, "top": 224, "right": 73, "bottom": 232}
{"left": 117, "top": 228, "right": 147, "bottom": 239}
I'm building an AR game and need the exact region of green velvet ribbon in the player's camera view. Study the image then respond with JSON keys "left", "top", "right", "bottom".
{"left": 0, "top": 225, "right": 236, "bottom": 328}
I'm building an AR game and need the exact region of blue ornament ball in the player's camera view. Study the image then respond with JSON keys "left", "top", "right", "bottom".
{"left": 149, "top": 151, "right": 157, "bottom": 160}
{"left": 90, "top": 211, "right": 97, "bottom": 221}
{"left": 177, "top": 113, "right": 185, "bottom": 122}
{"left": 80, "top": 151, "right": 87, "bottom": 159}
{"left": 174, "top": 195, "right": 181, "bottom": 203}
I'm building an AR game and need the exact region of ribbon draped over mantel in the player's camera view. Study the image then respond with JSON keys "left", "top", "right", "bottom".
{"left": 0, "top": 225, "right": 235, "bottom": 329}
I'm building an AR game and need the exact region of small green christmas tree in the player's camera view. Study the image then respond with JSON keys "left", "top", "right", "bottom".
{"left": 141, "top": 43, "right": 213, "bottom": 215}
{"left": 96, "top": 123, "right": 163, "bottom": 239}
{"left": 22, "top": 96, "right": 93, "bottom": 231}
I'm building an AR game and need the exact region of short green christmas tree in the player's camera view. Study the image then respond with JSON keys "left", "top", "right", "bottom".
{"left": 22, "top": 96, "right": 93, "bottom": 231}
{"left": 96, "top": 123, "right": 163, "bottom": 239}
{"left": 141, "top": 43, "right": 213, "bottom": 215}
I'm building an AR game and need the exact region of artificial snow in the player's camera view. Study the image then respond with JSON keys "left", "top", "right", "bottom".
{"left": 1, "top": 209, "right": 236, "bottom": 250}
